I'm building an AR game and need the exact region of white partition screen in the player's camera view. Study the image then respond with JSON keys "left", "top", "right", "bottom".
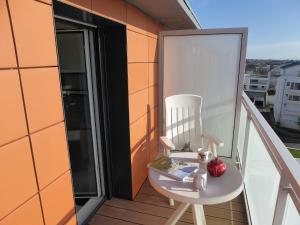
{"left": 160, "top": 29, "right": 247, "bottom": 157}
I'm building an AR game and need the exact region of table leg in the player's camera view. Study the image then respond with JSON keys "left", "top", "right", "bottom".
{"left": 191, "top": 204, "right": 206, "bottom": 225}
{"left": 169, "top": 198, "right": 174, "bottom": 206}
{"left": 165, "top": 203, "right": 190, "bottom": 225}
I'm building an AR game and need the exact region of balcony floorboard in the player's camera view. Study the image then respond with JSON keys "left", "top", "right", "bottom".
{"left": 90, "top": 179, "right": 248, "bottom": 225}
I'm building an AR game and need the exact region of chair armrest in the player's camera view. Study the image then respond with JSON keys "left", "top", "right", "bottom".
{"left": 201, "top": 134, "right": 224, "bottom": 158}
{"left": 160, "top": 136, "right": 176, "bottom": 150}
{"left": 201, "top": 134, "right": 224, "bottom": 147}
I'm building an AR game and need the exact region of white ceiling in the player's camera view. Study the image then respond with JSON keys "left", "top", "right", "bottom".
{"left": 126, "top": 0, "right": 201, "bottom": 29}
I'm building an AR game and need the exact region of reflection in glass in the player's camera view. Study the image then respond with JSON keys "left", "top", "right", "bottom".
{"left": 57, "top": 32, "right": 98, "bottom": 198}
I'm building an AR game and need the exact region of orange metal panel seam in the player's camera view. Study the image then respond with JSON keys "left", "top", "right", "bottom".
{"left": 0, "top": 134, "right": 28, "bottom": 149}
{"left": 0, "top": 193, "right": 39, "bottom": 223}
{"left": 5, "top": 0, "right": 46, "bottom": 223}
{"left": 5, "top": 0, "right": 19, "bottom": 68}
{"left": 33, "top": 0, "right": 52, "bottom": 6}
{"left": 38, "top": 169, "right": 71, "bottom": 192}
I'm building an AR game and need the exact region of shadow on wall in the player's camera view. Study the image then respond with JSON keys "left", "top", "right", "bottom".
{"left": 131, "top": 104, "right": 159, "bottom": 196}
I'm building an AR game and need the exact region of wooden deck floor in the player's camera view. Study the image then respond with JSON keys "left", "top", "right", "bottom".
{"left": 89, "top": 180, "right": 248, "bottom": 225}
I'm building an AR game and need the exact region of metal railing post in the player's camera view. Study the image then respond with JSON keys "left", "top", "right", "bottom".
{"left": 272, "top": 176, "right": 289, "bottom": 225}
{"left": 241, "top": 108, "right": 252, "bottom": 177}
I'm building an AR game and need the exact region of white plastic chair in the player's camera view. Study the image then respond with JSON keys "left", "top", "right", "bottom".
{"left": 160, "top": 94, "right": 224, "bottom": 206}
{"left": 160, "top": 94, "right": 224, "bottom": 205}
{"left": 160, "top": 94, "right": 224, "bottom": 158}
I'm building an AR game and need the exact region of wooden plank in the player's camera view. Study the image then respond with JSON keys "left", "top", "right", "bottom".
{"left": 89, "top": 214, "right": 139, "bottom": 225}
{"left": 97, "top": 203, "right": 247, "bottom": 225}
{"left": 106, "top": 197, "right": 247, "bottom": 224}
{"left": 135, "top": 192, "right": 246, "bottom": 213}
{"left": 91, "top": 180, "right": 248, "bottom": 225}
{"left": 104, "top": 198, "right": 192, "bottom": 224}
{"left": 96, "top": 205, "right": 192, "bottom": 225}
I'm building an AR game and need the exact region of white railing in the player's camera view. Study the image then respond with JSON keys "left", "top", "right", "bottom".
{"left": 236, "top": 92, "right": 300, "bottom": 225}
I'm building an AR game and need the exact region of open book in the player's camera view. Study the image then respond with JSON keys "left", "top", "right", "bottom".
{"left": 148, "top": 156, "right": 198, "bottom": 181}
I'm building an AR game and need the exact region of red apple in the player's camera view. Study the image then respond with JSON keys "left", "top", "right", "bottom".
{"left": 207, "top": 158, "right": 227, "bottom": 177}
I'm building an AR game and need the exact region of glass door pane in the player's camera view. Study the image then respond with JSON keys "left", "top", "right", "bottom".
{"left": 56, "top": 30, "right": 100, "bottom": 198}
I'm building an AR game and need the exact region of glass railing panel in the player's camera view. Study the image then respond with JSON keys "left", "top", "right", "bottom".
{"left": 237, "top": 103, "right": 247, "bottom": 163}
{"left": 282, "top": 194, "right": 300, "bottom": 225}
{"left": 244, "top": 121, "right": 281, "bottom": 225}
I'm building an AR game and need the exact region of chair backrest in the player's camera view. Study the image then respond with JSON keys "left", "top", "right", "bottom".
{"left": 164, "top": 94, "right": 203, "bottom": 151}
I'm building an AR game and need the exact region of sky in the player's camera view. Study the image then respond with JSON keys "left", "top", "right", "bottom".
{"left": 188, "top": 0, "right": 300, "bottom": 60}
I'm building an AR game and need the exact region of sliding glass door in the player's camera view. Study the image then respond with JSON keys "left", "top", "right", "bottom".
{"left": 56, "top": 19, "right": 105, "bottom": 224}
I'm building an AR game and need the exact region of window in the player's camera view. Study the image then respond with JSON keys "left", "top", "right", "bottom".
{"left": 287, "top": 82, "right": 290, "bottom": 86}
{"left": 255, "top": 100, "right": 264, "bottom": 107}
{"left": 251, "top": 79, "right": 259, "bottom": 83}
{"left": 290, "top": 82, "right": 300, "bottom": 90}
{"left": 294, "top": 83, "right": 300, "bottom": 90}
{"left": 288, "top": 95, "right": 300, "bottom": 101}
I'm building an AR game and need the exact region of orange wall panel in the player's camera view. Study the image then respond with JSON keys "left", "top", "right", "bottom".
{"left": 8, "top": 0, "right": 57, "bottom": 67}
{"left": 128, "top": 63, "right": 149, "bottom": 94}
{"left": 0, "top": 195, "right": 44, "bottom": 225}
{"left": 0, "top": 137, "right": 38, "bottom": 220}
{"left": 40, "top": 171, "right": 75, "bottom": 225}
{"left": 148, "top": 37, "right": 158, "bottom": 63}
{"left": 149, "top": 63, "right": 158, "bottom": 86}
{"left": 149, "top": 128, "right": 159, "bottom": 162}
{"left": 127, "top": 30, "right": 148, "bottom": 63}
{"left": 0, "top": 0, "right": 162, "bottom": 215}
{"left": 0, "top": 0, "right": 17, "bottom": 68}
{"left": 131, "top": 140, "right": 149, "bottom": 197}
{"left": 129, "top": 88, "right": 148, "bottom": 123}
{"left": 64, "top": 214, "right": 77, "bottom": 225}
{"left": 149, "top": 85, "right": 158, "bottom": 109}
{"left": 20, "top": 67, "right": 64, "bottom": 133}
{"left": 126, "top": 3, "right": 148, "bottom": 35}
{"left": 63, "top": 0, "right": 92, "bottom": 10}
{"left": 130, "top": 114, "right": 148, "bottom": 153}
{"left": 31, "top": 122, "right": 70, "bottom": 189}
{"left": 92, "top": 0, "right": 126, "bottom": 24}
{"left": 150, "top": 107, "right": 158, "bottom": 131}
{"left": 0, "top": 70, "right": 27, "bottom": 146}
{"left": 125, "top": 2, "right": 161, "bottom": 198}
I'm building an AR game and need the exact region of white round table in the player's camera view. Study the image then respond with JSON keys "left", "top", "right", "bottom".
{"left": 148, "top": 152, "right": 243, "bottom": 225}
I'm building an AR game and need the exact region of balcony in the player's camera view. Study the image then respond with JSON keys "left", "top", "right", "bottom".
{"left": 91, "top": 29, "right": 299, "bottom": 225}
{"left": 90, "top": 92, "right": 300, "bottom": 225}
{"left": 248, "top": 85, "right": 267, "bottom": 92}
{"left": 250, "top": 80, "right": 268, "bottom": 85}
{"left": 90, "top": 180, "right": 248, "bottom": 225}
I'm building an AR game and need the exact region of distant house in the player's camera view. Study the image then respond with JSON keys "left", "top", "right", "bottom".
{"left": 244, "top": 74, "right": 269, "bottom": 107}
{"left": 267, "top": 62, "right": 300, "bottom": 106}
{"left": 268, "top": 62, "right": 300, "bottom": 90}
{"left": 273, "top": 63, "right": 300, "bottom": 130}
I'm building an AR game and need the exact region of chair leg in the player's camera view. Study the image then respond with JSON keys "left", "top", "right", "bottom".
{"left": 169, "top": 198, "right": 174, "bottom": 206}
{"left": 191, "top": 204, "right": 206, "bottom": 225}
{"left": 165, "top": 203, "right": 189, "bottom": 225}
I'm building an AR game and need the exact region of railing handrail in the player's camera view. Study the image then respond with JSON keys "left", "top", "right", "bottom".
{"left": 242, "top": 92, "right": 300, "bottom": 213}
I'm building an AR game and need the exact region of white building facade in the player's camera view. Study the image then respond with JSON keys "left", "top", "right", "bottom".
{"left": 274, "top": 66, "right": 300, "bottom": 130}
{"left": 244, "top": 74, "right": 269, "bottom": 107}
{"left": 267, "top": 62, "right": 300, "bottom": 106}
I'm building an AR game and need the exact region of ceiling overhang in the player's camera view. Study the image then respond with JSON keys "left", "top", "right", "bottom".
{"left": 126, "top": 0, "right": 201, "bottom": 29}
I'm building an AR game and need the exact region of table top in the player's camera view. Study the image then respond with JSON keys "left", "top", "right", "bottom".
{"left": 148, "top": 152, "right": 243, "bottom": 205}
